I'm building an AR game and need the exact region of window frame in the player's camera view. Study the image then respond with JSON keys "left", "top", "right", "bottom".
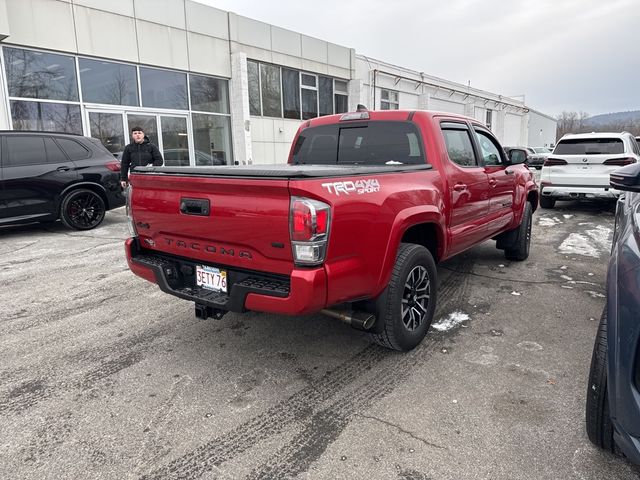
{"left": 472, "top": 125, "right": 506, "bottom": 167}
{"left": 247, "top": 59, "right": 348, "bottom": 120}
{"left": 380, "top": 89, "right": 399, "bottom": 110}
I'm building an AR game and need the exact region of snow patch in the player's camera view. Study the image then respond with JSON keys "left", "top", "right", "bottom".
{"left": 510, "top": 291, "right": 521, "bottom": 296}
{"left": 586, "top": 291, "right": 606, "bottom": 299}
{"left": 563, "top": 214, "right": 574, "bottom": 219}
{"left": 539, "top": 216, "right": 563, "bottom": 227}
{"left": 432, "top": 311, "right": 470, "bottom": 332}
{"left": 559, "top": 226, "right": 611, "bottom": 258}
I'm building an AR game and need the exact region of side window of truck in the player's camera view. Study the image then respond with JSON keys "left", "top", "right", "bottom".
{"left": 473, "top": 129, "right": 503, "bottom": 166}
{"left": 441, "top": 122, "right": 476, "bottom": 167}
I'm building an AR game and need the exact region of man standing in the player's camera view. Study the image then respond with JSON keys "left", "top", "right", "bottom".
{"left": 120, "top": 126, "right": 163, "bottom": 188}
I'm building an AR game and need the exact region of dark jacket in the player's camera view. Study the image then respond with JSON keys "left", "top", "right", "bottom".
{"left": 121, "top": 136, "right": 163, "bottom": 182}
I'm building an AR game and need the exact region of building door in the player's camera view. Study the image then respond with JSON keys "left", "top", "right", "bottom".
{"left": 159, "top": 115, "right": 190, "bottom": 166}
{"left": 126, "top": 113, "right": 159, "bottom": 148}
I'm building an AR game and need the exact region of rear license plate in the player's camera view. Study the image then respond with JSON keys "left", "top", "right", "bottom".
{"left": 196, "top": 265, "right": 227, "bottom": 293}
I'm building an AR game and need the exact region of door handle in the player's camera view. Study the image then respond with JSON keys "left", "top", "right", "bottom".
{"left": 57, "top": 166, "right": 70, "bottom": 172}
{"left": 180, "top": 198, "right": 210, "bottom": 216}
{"left": 489, "top": 179, "right": 497, "bottom": 187}
{"left": 505, "top": 169, "right": 514, "bottom": 175}
{"left": 453, "top": 183, "right": 467, "bottom": 192}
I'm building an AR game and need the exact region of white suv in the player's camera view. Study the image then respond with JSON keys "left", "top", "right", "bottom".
{"left": 539, "top": 132, "right": 640, "bottom": 208}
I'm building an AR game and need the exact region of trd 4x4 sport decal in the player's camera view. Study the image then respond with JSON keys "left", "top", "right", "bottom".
{"left": 321, "top": 178, "right": 380, "bottom": 196}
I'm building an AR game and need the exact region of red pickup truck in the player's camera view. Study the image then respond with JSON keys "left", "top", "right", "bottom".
{"left": 124, "top": 109, "right": 538, "bottom": 351}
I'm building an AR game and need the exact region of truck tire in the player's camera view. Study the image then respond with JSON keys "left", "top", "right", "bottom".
{"left": 505, "top": 202, "right": 532, "bottom": 261}
{"left": 540, "top": 196, "right": 555, "bottom": 209}
{"left": 369, "top": 243, "right": 437, "bottom": 352}
{"left": 585, "top": 308, "right": 616, "bottom": 453}
{"left": 60, "top": 189, "right": 106, "bottom": 230}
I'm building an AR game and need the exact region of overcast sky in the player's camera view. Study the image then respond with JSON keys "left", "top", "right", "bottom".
{"left": 197, "top": 0, "right": 639, "bottom": 117}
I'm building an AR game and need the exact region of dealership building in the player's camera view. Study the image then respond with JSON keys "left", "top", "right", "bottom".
{"left": 0, "top": 0, "right": 557, "bottom": 166}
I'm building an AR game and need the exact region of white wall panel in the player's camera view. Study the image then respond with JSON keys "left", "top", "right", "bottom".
{"left": 5, "top": 0, "right": 76, "bottom": 52}
{"left": 301, "top": 59, "right": 328, "bottom": 75}
{"left": 327, "top": 65, "right": 351, "bottom": 80}
{"left": 73, "top": 0, "right": 134, "bottom": 17}
{"left": 137, "top": 21, "right": 188, "bottom": 70}
{"left": 230, "top": 15, "right": 271, "bottom": 50}
{"left": 134, "top": 0, "right": 185, "bottom": 29}
{"left": 185, "top": 1, "right": 228, "bottom": 39}
{"left": 527, "top": 111, "right": 557, "bottom": 147}
{"left": 271, "top": 27, "right": 301, "bottom": 57}
{"left": 0, "top": 0, "right": 11, "bottom": 40}
{"left": 327, "top": 43, "right": 350, "bottom": 70}
{"left": 274, "top": 142, "right": 290, "bottom": 164}
{"left": 301, "top": 35, "right": 327, "bottom": 63}
{"left": 75, "top": 6, "right": 139, "bottom": 63}
{"left": 504, "top": 113, "right": 523, "bottom": 146}
{"left": 429, "top": 97, "right": 465, "bottom": 115}
{"left": 474, "top": 106, "right": 486, "bottom": 122}
{"left": 271, "top": 52, "right": 303, "bottom": 71}
{"left": 187, "top": 32, "right": 230, "bottom": 77}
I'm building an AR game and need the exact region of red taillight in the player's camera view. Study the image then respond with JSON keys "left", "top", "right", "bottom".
{"left": 316, "top": 209, "right": 328, "bottom": 235}
{"left": 292, "top": 201, "right": 313, "bottom": 241}
{"left": 105, "top": 160, "right": 121, "bottom": 172}
{"left": 604, "top": 157, "right": 636, "bottom": 166}
{"left": 290, "top": 197, "right": 331, "bottom": 265}
{"left": 544, "top": 158, "right": 567, "bottom": 167}
{"left": 291, "top": 198, "right": 330, "bottom": 241}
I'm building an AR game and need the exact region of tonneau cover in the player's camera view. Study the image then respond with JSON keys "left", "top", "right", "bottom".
{"left": 133, "top": 163, "right": 432, "bottom": 179}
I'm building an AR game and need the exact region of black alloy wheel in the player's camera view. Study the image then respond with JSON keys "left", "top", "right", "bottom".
{"left": 60, "top": 189, "right": 106, "bottom": 230}
{"left": 370, "top": 243, "right": 438, "bottom": 351}
{"left": 402, "top": 265, "right": 430, "bottom": 331}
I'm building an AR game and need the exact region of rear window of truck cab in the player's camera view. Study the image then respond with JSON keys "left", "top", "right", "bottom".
{"left": 291, "top": 121, "right": 426, "bottom": 165}
{"left": 554, "top": 138, "right": 624, "bottom": 155}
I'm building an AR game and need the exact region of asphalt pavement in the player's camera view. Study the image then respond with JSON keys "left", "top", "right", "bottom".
{"left": 1, "top": 201, "right": 639, "bottom": 480}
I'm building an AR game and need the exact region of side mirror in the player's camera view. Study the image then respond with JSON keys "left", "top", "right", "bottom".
{"left": 610, "top": 163, "right": 640, "bottom": 192}
{"left": 507, "top": 148, "right": 527, "bottom": 165}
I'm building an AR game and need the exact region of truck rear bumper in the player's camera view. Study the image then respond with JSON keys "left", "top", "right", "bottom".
{"left": 125, "top": 237, "right": 327, "bottom": 316}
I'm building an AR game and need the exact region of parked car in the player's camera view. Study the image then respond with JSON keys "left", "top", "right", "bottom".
{"left": 539, "top": 132, "right": 640, "bottom": 208}
{"left": 586, "top": 162, "right": 640, "bottom": 465}
{"left": 0, "top": 131, "right": 125, "bottom": 230}
{"left": 504, "top": 146, "right": 550, "bottom": 170}
{"left": 124, "top": 109, "right": 537, "bottom": 351}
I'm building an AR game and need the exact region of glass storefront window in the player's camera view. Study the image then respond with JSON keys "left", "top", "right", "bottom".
{"left": 3, "top": 47, "right": 79, "bottom": 102}
{"left": 126, "top": 114, "right": 159, "bottom": 147}
{"left": 318, "top": 76, "right": 333, "bottom": 117}
{"left": 88, "top": 112, "right": 126, "bottom": 155}
{"left": 79, "top": 58, "right": 139, "bottom": 106}
{"left": 189, "top": 74, "right": 229, "bottom": 114}
{"left": 161, "top": 116, "right": 190, "bottom": 166}
{"left": 260, "top": 64, "right": 281, "bottom": 118}
{"left": 140, "top": 67, "right": 188, "bottom": 110}
{"left": 282, "top": 68, "right": 300, "bottom": 119}
{"left": 191, "top": 113, "right": 232, "bottom": 165}
{"left": 247, "top": 60, "right": 261, "bottom": 116}
{"left": 302, "top": 89, "right": 317, "bottom": 120}
{"left": 10, "top": 100, "right": 82, "bottom": 134}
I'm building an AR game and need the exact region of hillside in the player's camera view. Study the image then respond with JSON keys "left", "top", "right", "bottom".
{"left": 585, "top": 110, "right": 640, "bottom": 127}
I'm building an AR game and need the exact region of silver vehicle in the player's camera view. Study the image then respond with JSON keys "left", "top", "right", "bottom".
{"left": 539, "top": 132, "right": 640, "bottom": 208}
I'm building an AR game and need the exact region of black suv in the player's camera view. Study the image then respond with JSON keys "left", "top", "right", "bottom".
{"left": 0, "top": 131, "right": 125, "bottom": 230}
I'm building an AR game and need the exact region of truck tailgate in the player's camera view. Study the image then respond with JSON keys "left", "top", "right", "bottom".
{"left": 129, "top": 173, "right": 294, "bottom": 275}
